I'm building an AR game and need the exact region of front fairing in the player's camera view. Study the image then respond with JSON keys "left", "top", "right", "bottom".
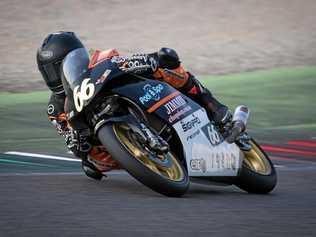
{"left": 62, "top": 49, "right": 243, "bottom": 177}
{"left": 62, "top": 48, "right": 125, "bottom": 118}
{"left": 111, "top": 79, "right": 243, "bottom": 176}
{"left": 111, "top": 79, "right": 201, "bottom": 124}
{"left": 62, "top": 48, "right": 200, "bottom": 125}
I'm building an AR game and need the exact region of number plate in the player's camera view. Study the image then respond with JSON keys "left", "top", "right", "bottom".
{"left": 173, "top": 109, "right": 242, "bottom": 176}
{"left": 190, "top": 142, "right": 241, "bottom": 176}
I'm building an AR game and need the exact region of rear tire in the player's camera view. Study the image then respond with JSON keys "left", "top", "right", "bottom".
{"left": 97, "top": 123, "right": 189, "bottom": 197}
{"left": 235, "top": 139, "right": 277, "bottom": 194}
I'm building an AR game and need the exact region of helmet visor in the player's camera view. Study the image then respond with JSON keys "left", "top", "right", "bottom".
{"left": 63, "top": 48, "right": 90, "bottom": 89}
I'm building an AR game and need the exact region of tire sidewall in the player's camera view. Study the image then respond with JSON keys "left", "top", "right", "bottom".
{"left": 97, "top": 123, "right": 190, "bottom": 197}
{"left": 236, "top": 139, "right": 277, "bottom": 194}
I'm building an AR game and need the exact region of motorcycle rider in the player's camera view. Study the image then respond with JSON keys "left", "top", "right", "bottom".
{"left": 37, "top": 31, "right": 234, "bottom": 180}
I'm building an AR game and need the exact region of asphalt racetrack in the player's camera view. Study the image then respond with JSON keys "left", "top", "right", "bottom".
{"left": 1, "top": 141, "right": 316, "bottom": 237}
{"left": 2, "top": 68, "right": 316, "bottom": 236}
{"left": 1, "top": 0, "right": 316, "bottom": 235}
{"left": 1, "top": 68, "right": 315, "bottom": 236}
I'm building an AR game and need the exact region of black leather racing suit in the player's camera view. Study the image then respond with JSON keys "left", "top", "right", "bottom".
{"left": 47, "top": 48, "right": 231, "bottom": 160}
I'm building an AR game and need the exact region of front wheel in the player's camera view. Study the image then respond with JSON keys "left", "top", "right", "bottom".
{"left": 97, "top": 122, "right": 189, "bottom": 197}
{"left": 235, "top": 139, "right": 277, "bottom": 194}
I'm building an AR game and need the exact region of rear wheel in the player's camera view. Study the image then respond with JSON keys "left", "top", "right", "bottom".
{"left": 97, "top": 122, "right": 189, "bottom": 197}
{"left": 235, "top": 139, "right": 277, "bottom": 194}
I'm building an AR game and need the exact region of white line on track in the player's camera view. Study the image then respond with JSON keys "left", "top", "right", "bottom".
{"left": 4, "top": 151, "right": 316, "bottom": 173}
{"left": 4, "top": 151, "right": 81, "bottom": 162}
{"left": 0, "top": 171, "right": 127, "bottom": 176}
{"left": 0, "top": 172, "right": 83, "bottom": 176}
{"left": 4, "top": 152, "right": 289, "bottom": 168}
{"left": 6, "top": 151, "right": 306, "bottom": 173}
{"left": 274, "top": 165, "right": 285, "bottom": 168}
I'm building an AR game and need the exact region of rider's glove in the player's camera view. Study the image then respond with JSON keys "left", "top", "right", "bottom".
{"left": 64, "top": 128, "right": 92, "bottom": 159}
{"left": 50, "top": 117, "right": 68, "bottom": 136}
{"left": 157, "top": 47, "right": 181, "bottom": 69}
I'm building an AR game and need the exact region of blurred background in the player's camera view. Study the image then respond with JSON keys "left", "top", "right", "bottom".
{"left": 1, "top": 0, "right": 315, "bottom": 153}
{"left": 1, "top": 1, "right": 316, "bottom": 236}
{"left": 1, "top": 0, "right": 316, "bottom": 91}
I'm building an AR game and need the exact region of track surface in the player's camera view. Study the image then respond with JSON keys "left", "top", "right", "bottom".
{"left": 1, "top": 1, "right": 315, "bottom": 235}
{"left": 1, "top": 146, "right": 316, "bottom": 236}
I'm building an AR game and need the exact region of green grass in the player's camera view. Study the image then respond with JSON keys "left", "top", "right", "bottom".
{"left": 0, "top": 66, "right": 315, "bottom": 153}
{"left": 201, "top": 66, "right": 316, "bottom": 130}
{"left": 0, "top": 91, "right": 49, "bottom": 106}
{"left": 0, "top": 91, "right": 66, "bottom": 153}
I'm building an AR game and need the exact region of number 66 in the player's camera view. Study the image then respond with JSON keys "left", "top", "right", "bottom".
{"left": 73, "top": 78, "right": 95, "bottom": 112}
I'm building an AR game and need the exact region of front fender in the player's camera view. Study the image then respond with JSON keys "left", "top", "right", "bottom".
{"left": 94, "top": 114, "right": 147, "bottom": 143}
{"left": 94, "top": 114, "right": 134, "bottom": 135}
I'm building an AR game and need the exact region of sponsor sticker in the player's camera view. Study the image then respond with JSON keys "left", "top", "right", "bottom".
{"left": 164, "top": 95, "right": 187, "bottom": 115}
{"left": 40, "top": 50, "right": 53, "bottom": 59}
{"left": 111, "top": 56, "right": 128, "bottom": 64}
{"left": 139, "top": 84, "right": 164, "bottom": 105}
{"left": 190, "top": 158, "right": 207, "bottom": 173}
{"left": 201, "top": 124, "right": 222, "bottom": 146}
{"left": 68, "top": 110, "right": 75, "bottom": 119}
{"left": 96, "top": 69, "right": 111, "bottom": 85}
{"left": 190, "top": 142, "right": 240, "bottom": 175}
{"left": 180, "top": 113, "right": 201, "bottom": 132}
{"left": 47, "top": 104, "right": 55, "bottom": 114}
{"left": 116, "top": 54, "right": 150, "bottom": 73}
{"left": 168, "top": 105, "right": 192, "bottom": 123}
{"left": 129, "top": 54, "right": 147, "bottom": 61}
{"left": 209, "top": 152, "right": 237, "bottom": 170}
{"left": 186, "top": 129, "right": 200, "bottom": 141}
{"left": 149, "top": 57, "right": 158, "bottom": 71}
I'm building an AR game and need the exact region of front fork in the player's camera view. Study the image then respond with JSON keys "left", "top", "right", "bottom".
{"left": 124, "top": 116, "right": 170, "bottom": 155}
{"left": 91, "top": 95, "right": 170, "bottom": 155}
{"left": 138, "top": 123, "right": 169, "bottom": 154}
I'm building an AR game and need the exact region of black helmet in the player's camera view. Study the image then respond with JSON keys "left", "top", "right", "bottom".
{"left": 36, "top": 31, "right": 84, "bottom": 94}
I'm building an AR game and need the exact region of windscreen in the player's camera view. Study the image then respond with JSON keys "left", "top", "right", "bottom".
{"left": 62, "top": 48, "right": 90, "bottom": 88}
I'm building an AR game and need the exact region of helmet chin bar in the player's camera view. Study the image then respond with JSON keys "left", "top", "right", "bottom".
{"left": 41, "top": 61, "right": 64, "bottom": 93}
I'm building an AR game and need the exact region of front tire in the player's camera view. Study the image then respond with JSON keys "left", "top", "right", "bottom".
{"left": 97, "top": 123, "right": 189, "bottom": 197}
{"left": 235, "top": 139, "right": 277, "bottom": 194}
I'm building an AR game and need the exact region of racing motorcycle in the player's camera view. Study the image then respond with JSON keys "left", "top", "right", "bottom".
{"left": 62, "top": 48, "right": 277, "bottom": 197}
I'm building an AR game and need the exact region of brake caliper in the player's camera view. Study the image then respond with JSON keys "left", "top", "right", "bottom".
{"left": 139, "top": 123, "right": 169, "bottom": 154}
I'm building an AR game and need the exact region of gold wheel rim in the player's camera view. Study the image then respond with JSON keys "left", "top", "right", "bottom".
{"left": 243, "top": 140, "right": 272, "bottom": 175}
{"left": 113, "top": 123, "right": 185, "bottom": 182}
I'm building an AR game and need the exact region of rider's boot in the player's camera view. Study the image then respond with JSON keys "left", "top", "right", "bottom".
{"left": 227, "top": 105, "right": 251, "bottom": 148}
{"left": 133, "top": 47, "right": 237, "bottom": 142}
{"left": 181, "top": 73, "right": 232, "bottom": 126}
{"left": 82, "top": 146, "right": 121, "bottom": 180}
